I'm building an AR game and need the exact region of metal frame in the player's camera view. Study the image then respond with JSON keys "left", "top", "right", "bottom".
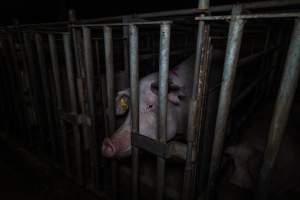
{"left": 1, "top": 1, "right": 300, "bottom": 200}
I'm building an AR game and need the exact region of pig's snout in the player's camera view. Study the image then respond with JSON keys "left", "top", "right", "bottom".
{"left": 102, "top": 138, "right": 117, "bottom": 157}
{"left": 101, "top": 130, "right": 132, "bottom": 157}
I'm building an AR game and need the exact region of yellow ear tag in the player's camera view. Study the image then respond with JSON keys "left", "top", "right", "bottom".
{"left": 120, "top": 97, "right": 128, "bottom": 111}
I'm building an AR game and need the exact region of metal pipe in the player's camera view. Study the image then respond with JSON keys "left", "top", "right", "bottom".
{"left": 69, "top": 11, "right": 90, "bottom": 151}
{"left": 71, "top": 20, "right": 173, "bottom": 28}
{"left": 123, "top": 16, "right": 130, "bottom": 87}
{"left": 196, "top": 12, "right": 300, "bottom": 21}
{"left": 157, "top": 22, "right": 171, "bottom": 200}
{"left": 7, "top": 34, "right": 29, "bottom": 146}
{"left": 255, "top": 18, "right": 300, "bottom": 200}
{"left": 82, "top": 27, "right": 99, "bottom": 188}
{"left": 206, "top": 6, "right": 245, "bottom": 200}
{"left": 129, "top": 24, "right": 139, "bottom": 200}
{"left": 48, "top": 33, "right": 70, "bottom": 173}
{"left": 184, "top": 0, "right": 209, "bottom": 195}
{"left": 103, "top": 25, "right": 117, "bottom": 200}
{"left": 23, "top": 32, "right": 43, "bottom": 153}
{"left": 1, "top": 0, "right": 300, "bottom": 29}
{"left": 63, "top": 33, "right": 83, "bottom": 184}
{"left": 35, "top": 33, "right": 56, "bottom": 156}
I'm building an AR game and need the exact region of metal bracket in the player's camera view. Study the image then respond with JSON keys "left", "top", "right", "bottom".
{"left": 132, "top": 134, "right": 196, "bottom": 161}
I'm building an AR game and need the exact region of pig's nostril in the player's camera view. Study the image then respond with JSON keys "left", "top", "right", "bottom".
{"left": 102, "top": 138, "right": 116, "bottom": 157}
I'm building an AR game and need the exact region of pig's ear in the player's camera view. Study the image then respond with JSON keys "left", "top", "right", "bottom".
{"left": 115, "top": 89, "right": 130, "bottom": 116}
{"left": 150, "top": 80, "right": 185, "bottom": 105}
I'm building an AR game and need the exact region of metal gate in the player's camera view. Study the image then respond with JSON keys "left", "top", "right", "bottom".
{"left": 0, "top": 1, "right": 300, "bottom": 200}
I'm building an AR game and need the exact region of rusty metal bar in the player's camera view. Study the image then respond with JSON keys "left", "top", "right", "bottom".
{"left": 35, "top": 33, "right": 56, "bottom": 157}
{"left": 103, "top": 25, "right": 117, "bottom": 200}
{"left": 206, "top": 6, "right": 245, "bottom": 200}
{"left": 82, "top": 27, "right": 99, "bottom": 188}
{"left": 183, "top": 0, "right": 210, "bottom": 198}
{"left": 63, "top": 33, "right": 83, "bottom": 184}
{"left": 48, "top": 33, "right": 70, "bottom": 173}
{"left": 157, "top": 22, "right": 171, "bottom": 200}
{"left": 255, "top": 18, "right": 300, "bottom": 200}
{"left": 129, "top": 24, "right": 139, "bottom": 200}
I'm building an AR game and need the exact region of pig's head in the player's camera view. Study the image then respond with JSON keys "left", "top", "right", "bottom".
{"left": 101, "top": 74, "right": 186, "bottom": 158}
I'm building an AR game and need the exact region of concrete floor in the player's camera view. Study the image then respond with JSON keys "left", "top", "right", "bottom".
{"left": 0, "top": 140, "right": 104, "bottom": 200}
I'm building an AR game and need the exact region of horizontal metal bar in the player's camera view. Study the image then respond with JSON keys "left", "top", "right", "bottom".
{"left": 132, "top": 134, "right": 168, "bottom": 158}
{"left": 71, "top": 20, "right": 172, "bottom": 28}
{"left": 196, "top": 12, "right": 300, "bottom": 21}
{"left": 132, "top": 134, "right": 195, "bottom": 160}
{"left": 1, "top": 0, "right": 300, "bottom": 29}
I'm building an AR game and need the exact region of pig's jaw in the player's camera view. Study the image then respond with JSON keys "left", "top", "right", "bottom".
{"left": 101, "top": 129, "right": 132, "bottom": 158}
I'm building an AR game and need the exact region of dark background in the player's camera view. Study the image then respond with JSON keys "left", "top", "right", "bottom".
{"left": 0, "top": 0, "right": 259, "bottom": 25}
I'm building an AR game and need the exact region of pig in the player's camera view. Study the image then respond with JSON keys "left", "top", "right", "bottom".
{"left": 219, "top": 104, "right": 300, "bottom": 199}
{"left": 101, "top": 55, "right": 195, "bottom": 157}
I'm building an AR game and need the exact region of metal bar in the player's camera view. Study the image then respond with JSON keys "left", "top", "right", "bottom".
{"left": 103, "top": 25, "right": 117, "bottom": 200}
{"left": 196, "top": 12, "right": 300, "bottom": 21}
{"left": 1, "top": 0, "right": 300, "bottom": 29}
{"left": 157, "top": 22, "right": 171, "bottom": 200}
{"left": 7, "top": 33, "right": 29, "bottom": 144}
{"left": 71, "top": 21, "right": 173, "bottom": 28}
{"left": 129, "top": 24, "right": 139, "bottom": 200}
{"left": 63, "top": 33, "right": 83, "bottom": 184}
{"left": 206, "top": 6, "right": 245, "bottom": 200}
{"left": 82, "top": 27, "right": 99, "bottom": 188}
{"left": 48, "top": 33, "right": 70, "bottom": 173}
{"left": 255, "top": 18, "right": 300, "bottom": 200}
{"left": 23, "top": 32, "right": 44, "bottom": 153}
{"left": 123, "top": 16, "right": 130, "bottom": 87}
{"left": 183, "top": 0, "right": 210, "bottom": 195}
{"left": 69, "top": 12, "right": 90, "bottom": 151}
{"left": 35, "top": 33, "right": 56, "bottom": 157}
{"left": 186, "top": 27, "right": 210, "bottom": 200}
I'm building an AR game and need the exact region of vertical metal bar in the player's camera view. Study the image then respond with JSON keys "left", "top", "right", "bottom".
{"left": 183, "top": 24, "right": 210, "bottom": 200}
{"left": 103, "top": 25, "right": 117, "bottom": 200}
{"left": 189, "top": 1, "right": 210, "bottom": 198}
{"left": 69, "top": 11, "right": 90, "bottom": 151}
{"left": 255, "top": 18, "right": 300, "bottom": 200}
{"left": 35, "top": 33, "right": 56, "bottom": 157}
{"left": 123, "top": 16, "right": 130, "bottom": 86}
{"left": 157, "top": 22, "right": 171, "bottom": 200}
{"left": 206, "top": 6, "right": 245, "bottom": 199}
{"left": 82, "top": 26, "right": 99, "bottom": 188}
{"left": 129, "top": 24, "right": 139, "bottom": 200}
{"left": 48, "top": 33, "right": 70, "bottom": 173}
{"left": 7, "top": 33, "right": 28, "bottom": 143}
{"left": 184, "top": 8, "right": 206, "bottom": 200}
{"left": 23, "top": 32, "right": 43, "bottom": 153}
{"left": 198, "top": 0, "right": 210, "bottom": 9}
{"left": 63, "top": 33, "right": 83, "bottom": 184}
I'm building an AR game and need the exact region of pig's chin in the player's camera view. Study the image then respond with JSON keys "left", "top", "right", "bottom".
{"left": 115, "top": 147, "right": 132, "bottom": 158}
